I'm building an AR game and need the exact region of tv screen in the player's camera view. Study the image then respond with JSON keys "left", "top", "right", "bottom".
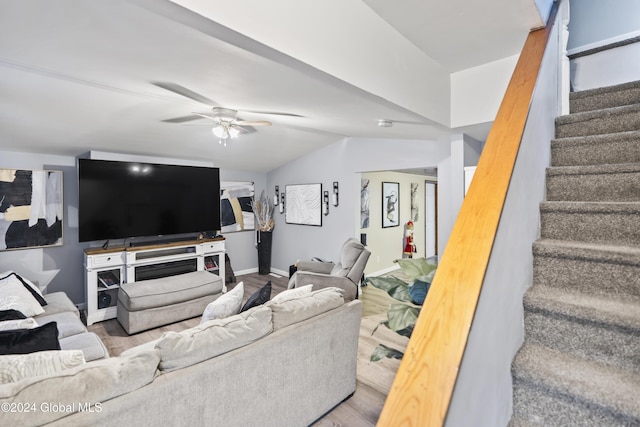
{"left": 78, "top": 159, "right": 221, "bottom": 242}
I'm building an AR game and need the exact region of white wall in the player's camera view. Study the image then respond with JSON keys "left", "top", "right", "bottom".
{"left": 451, "top": 55, "right": 519, "bottom": 128}
{"left": 435, "top": 134, "right": 482, "bottom": 258}
{"left": 170, "top": 0, "right": 451, "bottom": 126}
{"left": 567, "top": 0, "right": 640, "bottom": 91}
{"left": 567, "top": 0, "right": 640, "bottom": 51}
{"left": 267, "top": 137, "right": 453, "bottom": 274}
{"left": 445, "top": 8, "right": 561, "bottom": 426}
{"left": 570, "top": 43, "right": 640, "bottom": 91}
{"left": 534, "top": 0, "right": 554, "bottom": 25}
{"left": 360, "top": 171, "right": 427, "bottom": 275}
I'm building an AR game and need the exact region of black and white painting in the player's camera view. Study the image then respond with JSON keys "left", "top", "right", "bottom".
{"left": 361, "top": 179, "right": 370, "bottom": 229}
{"left": 411, "top": 182, "right": 419, "bottom": 222}
{"left": 285, "top": 183, "right": 322, "bottom": 226}
{"left": 220, "top": 181, "right": 255, "bottom": 233}
{"left": 0, "top": 169, "right": 63, "bottom": 250}
{"left": 382, "top": 181, "right": 399, "bottom": 228}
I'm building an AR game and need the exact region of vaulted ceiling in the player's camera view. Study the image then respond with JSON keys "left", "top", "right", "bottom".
{"left": 0, "top": 0, "right": 545, "bottom": 172}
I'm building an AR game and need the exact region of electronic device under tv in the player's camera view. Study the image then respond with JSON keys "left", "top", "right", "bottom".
{"left": 78, "top": 158, "right": 221, "bottom": 243}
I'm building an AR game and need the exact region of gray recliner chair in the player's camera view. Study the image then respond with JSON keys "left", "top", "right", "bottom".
{"left": 287, "top": 238, "right": 371, "bottom": 301}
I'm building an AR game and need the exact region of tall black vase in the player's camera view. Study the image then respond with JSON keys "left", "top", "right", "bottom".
{"left": 257, "top": 231, "right": 273, "bottom": 275}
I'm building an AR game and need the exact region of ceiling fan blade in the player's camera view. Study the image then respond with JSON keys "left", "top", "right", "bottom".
{"left": 161, "top": 114, "right": 204, "bottom": 123}
{"left": 240, "top": 109, "right": 304, "bottom": 118}
{"left": 231, "top": 124, "right": 256, "bottom": 134}
{"left": 192, "top": 112, "right": 219, "bottom": 121}
{"left": 383, "top": 119, "right": 431, "bottom": 125}
{"left": 152, "top": 82, "right": 217, "bottom": 106}
{"left": 235, "top": 120, "right": 271, "bottom": 126}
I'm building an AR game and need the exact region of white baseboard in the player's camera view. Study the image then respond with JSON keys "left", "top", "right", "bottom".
{"left": 236, "top": 267, "right": 288, "bottom": 278}
{"left": 367, "top": 265, "right": 400, "bottom": 277}
{"left": 270, "top": 268, "right": 288, "bottom": 277}
{"left": 235, "top": 268, "right": 258, "bottom": 276}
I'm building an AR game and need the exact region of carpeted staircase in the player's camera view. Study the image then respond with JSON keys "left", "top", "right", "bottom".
{"left": 510, "top": 79, "right": 640, "bottom": 426}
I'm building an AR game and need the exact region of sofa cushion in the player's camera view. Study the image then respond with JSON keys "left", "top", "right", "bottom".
{"left": 0, "top": 322, "right": 60, "bottom": 355}
{"left": 0, "top": 275, "right": 44, "bottom": 317}
{"left": 155, "top": 305, "right": 272, "bottom": 372}
{"left": 0, "top": 271, "right": 46, "bottom": 306}
{"left": 201, "top": 281, "right": 244, "bottom": 323}
{"left": 267, "top": 287, "right": 345, "bottom": 331}
{"left": 0, "top": 350, "right": 85, "bottom": 384}
{"left": 271, "top": 284, "right": 313, "bottom": 303}
{"left": 240, "top": 281, "right": 271, "bottom": 312}
{"left": 36, "top": 312, "right": 87, "bottom": 339}
{"left": 40, "top": 292, "right": 79, "bottom": 318}
{"left": 60, "top": 332, "right": 109, "bottom": 362}
{"left": 118, "top": 271, "right": 223, "bottom": 311}
{"left": 0, "top": 349, "right": 160, "bottom": 426}
{"left": 0, "top": 310, "right": 26, "bottom": 321}
{"left": 0, "top": 318, "right": 38, "bottom": 331}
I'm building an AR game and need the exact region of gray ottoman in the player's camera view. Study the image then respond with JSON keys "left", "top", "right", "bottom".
{"left": 117, "top": 271, "right": 224, "bottom": 334}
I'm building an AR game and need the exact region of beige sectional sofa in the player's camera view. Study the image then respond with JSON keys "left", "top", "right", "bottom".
{"left": 0, "top": 287, "right": 362, "bottom": 427}
{"left": 38, "top": 292, "right": 109, "bottom": 362}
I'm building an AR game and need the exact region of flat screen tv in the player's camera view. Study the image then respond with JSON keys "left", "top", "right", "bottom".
{"left": 78, "top": 159, "right": 221, "bottom": 242}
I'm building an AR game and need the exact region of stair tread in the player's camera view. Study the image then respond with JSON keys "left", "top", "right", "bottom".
{"left": 540, "top": 200, "right": 640, "bottom": 213}
{"left": 525, "top": 284, "right": 640, "bottom": 330}
{"left": 556, "top": 102, "right": 640, "bottom": 125}
{"left": 534, "top": 239, "right": 640, "bottom": 264}
{"left": 547, "top": 161, "right": 640, "bottom": 176}
{"left": 570, "top": 79, "right": 640, "bottom": 101}
{"left": 552, "top": 129, "right": 640, "bottom": 147}
{"left": 513, "top": 343, "right": 640, "bottom": 418}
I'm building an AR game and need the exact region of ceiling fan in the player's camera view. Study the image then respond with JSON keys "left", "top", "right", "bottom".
{"left": 153, "top": 82, "right": 302, "bottom": 145}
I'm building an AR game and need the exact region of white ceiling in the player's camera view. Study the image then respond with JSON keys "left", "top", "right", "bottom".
{"left": 0, "top": 0, "right": 543, "bottom": 172}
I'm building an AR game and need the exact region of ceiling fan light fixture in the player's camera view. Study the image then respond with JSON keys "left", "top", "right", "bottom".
{"left": 228, "top": 127, "right": 240, "bottom": 139}
{"left": 212, "top": 125, "right": 228, "bottom": 139}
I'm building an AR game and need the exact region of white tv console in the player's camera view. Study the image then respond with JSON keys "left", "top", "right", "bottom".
{"left": 84, "top": 238, "right": 225, "bottom": 326}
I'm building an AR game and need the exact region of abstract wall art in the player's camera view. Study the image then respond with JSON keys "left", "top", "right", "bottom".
{"left": 220, "top": 181, "right": 255, "bottom": 233}
{"left": 0, "top": 169, "right": 63, "bottom": 250}
{"left": 411, "top": 182, "right": 419, "bottom": 222}
{"left": 382, "top": 181, "right": 399, "bottom": 228}
{"left": 361, "top": 178, "right": 370, "bottom": 229}
{"left": 285, "top": 183, "right": 322, "bottom": 226}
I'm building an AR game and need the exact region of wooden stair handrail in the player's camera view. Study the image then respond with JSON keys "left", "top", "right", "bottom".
{"left": 377, "top": 4, "right": 560, "bottom": 426}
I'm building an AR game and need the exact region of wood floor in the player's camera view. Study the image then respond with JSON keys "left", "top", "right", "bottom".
{"left": 88, "top": 272, "right": 407, "bottom": 426}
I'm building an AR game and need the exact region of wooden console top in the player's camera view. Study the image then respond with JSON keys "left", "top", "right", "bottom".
{"left": 84, "top": 237, "right": 225, "bottom": 256}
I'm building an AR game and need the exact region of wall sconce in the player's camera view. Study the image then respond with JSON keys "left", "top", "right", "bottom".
{"left": 274, "top": 186, "right": 280, "bottom": 206}
{"left": 279, "top": 192, "right": 285, "bottom": 214}
{"left": 323, "top": 191, "right": 330, "bottom": 216}
{"left": 332, "top": 182, "right": 339, "bottom": 207}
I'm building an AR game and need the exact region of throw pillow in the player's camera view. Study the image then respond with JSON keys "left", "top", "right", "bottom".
{"left": 0, "top": 322, "right": 60, "bottom": 355}
{"left": 0, "top": 271, "right": 47, "bottom": 306}
{"left": 0, "top": 309, "right": 27, "bottom": 321}
{"left": 271, "top": 284, "right": 313, "bottom": 303}
{"left": 0, "top": 318, "right": 38, "bottom": 331}
{"left": 0, "top": 276, "right": 45, "bottom": 317}
{"left": 201, "top": 281, "right": 244, "bottom": 323}
{"left": 240, "top": 281, "right": 272, "bottom": 312}
{"left": 0, "top": 350, "right": 85, "bottom": 384}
